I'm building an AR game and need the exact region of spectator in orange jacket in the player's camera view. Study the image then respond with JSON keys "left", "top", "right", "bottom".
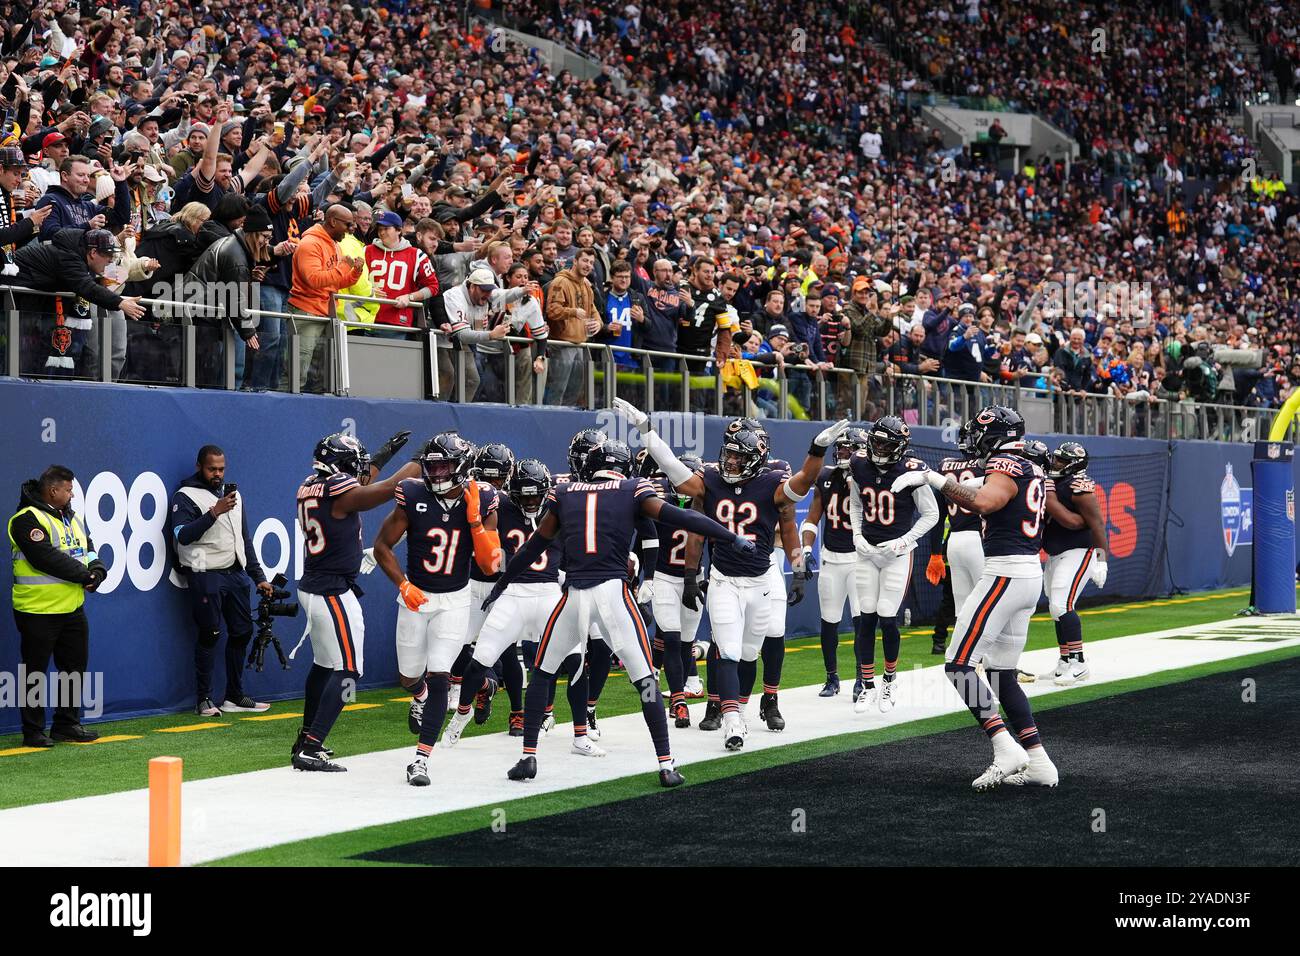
{"left": 287, "top": 204, "right": 363, "bottom": 391}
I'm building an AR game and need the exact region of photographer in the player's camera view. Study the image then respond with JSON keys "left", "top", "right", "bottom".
{"left": 167, "top": 445, "right": 271, "bottom": 716}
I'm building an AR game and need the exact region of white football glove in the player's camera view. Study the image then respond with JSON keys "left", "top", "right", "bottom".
{"left": 854, "top": 535, "right": 878, "bottom": 559}
{"left": 360, "top": 548, "right": 377, "bottom": 574}
{"left": 1090, "top": 551, "right": 1108, "bottom": 589}
{"left": 813, "top": 418, "right": 851, "bottom": 449}
{"left": 611, "top": 397, "right": 651, "bottom": 434}
{"left": 925, "top": 470, "right": 949, "bottom": 491}
{"left": 879, "top": 537, "right": 912, "bottom": 558}
{"left": 637, "top": 578, "right": 655, "bottom": 607}
{"left": 890, "top": 471, "right": 928, "bottom": 494}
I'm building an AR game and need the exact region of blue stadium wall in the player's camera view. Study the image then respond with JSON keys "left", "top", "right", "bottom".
{"left": 0, "top": 381, "right": 1273, "bottom": 731}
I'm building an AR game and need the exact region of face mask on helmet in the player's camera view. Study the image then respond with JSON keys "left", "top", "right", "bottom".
{"left": 515, "top": 491, "right": 544, "bottom": 519}
{"left": 868, "top": 433, "right": 905, "bottom": 467}
{"left": 422, "top": 456, "right": 462, "bottom": 495}
{"left": 718, "top": 435, "right": 764, "bottom": 484}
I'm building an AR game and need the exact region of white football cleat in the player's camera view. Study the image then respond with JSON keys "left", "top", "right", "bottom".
{"left": 853, "top": 683, "right": 877, "bottom": 714}
{"left": 443, "top": 708, "right": 473, "bottom": 747}
{"left": 1040, "top": 658, "right": 1070, "bottom": 681}
{"left": 973, "top": 734, "right": 1030, "bottom": 791}
{"left": 684, "top": 676, "right": 705, "bottom": 697}
{"left": 1004, "top": 747, "right": 1060, "bottom": 787}
{"left": 406, "top": 755, "right": 430, "bottom": 787}
{"left": 722, "top": 711, "right": 747, "bottom": 751}
{"left": 1054, "top": 660, "right": 1090, "bottom": 686}
{"left": 540, "top": 711, "right": 556, "bottom": 733}
{"left": 570, "top": 736, "right": 607, "bottom": 757}
{"left": 878, "top": 677, "right": 897, "bottom": 713}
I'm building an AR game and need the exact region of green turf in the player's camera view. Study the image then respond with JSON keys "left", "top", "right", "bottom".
{"left": 0, "top": 585, "right": 1259, "bottom": 810}
{"left": 210, "top": 642, "right": 1300, "bottom": 866}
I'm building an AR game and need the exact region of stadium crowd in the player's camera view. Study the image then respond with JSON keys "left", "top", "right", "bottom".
{"left": 0, "top": 0, "right": 1296, "bottom": 423}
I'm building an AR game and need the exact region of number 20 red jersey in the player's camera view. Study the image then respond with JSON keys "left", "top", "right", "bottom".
{"left": 364, "top": 240, "right": 440, "bottom": 328}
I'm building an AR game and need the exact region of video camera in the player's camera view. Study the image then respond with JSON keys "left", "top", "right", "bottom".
{"left": 247, "top": 573, "right": 298, "bottom": 672}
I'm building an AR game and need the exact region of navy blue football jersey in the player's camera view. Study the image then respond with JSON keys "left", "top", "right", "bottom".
{"left": 939, "top": 456, "right": 985, "bottom": 535}
{"left": 982, "top": 454, "right": 1047, "bottom": 557}
{"left": 298, "top": 472, "right": 363, "bottom": 595}
{"left": 498, "top": 495, "right": 562, "bottom": 584}
{"left": 1043, "top": 472, "right": 1097, "bottom": 556}
{"left": 848, "top": 452, "right": 928, "bottom": 545}
{"left": 396, "top": 479, "right": 498, "bottom": 594}
{"left": 544, "top": 477, "right": 658, "bottom": 589}
{"left": 814, "top": 467, "right": 855, "bottom": 554}
{"left": 699, "top": 464, "right": 784, "bottom": 577}
{"left": 650, "top": 476, "right": 707, "bottom": 579}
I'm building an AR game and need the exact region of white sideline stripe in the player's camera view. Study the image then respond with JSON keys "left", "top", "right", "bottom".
{"left": 0, "top": 617, "right": 1295, "bottom": 866}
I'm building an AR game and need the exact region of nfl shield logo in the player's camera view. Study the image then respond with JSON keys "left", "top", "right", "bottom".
{"left": 1221, "top": 464, "right": 1243, "bottom": 556}
{"left": 1269, "top": 443, "right": 1281, "bottom": 460}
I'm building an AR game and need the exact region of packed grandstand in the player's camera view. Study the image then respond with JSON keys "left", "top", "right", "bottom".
{"left": 0, "top": 0, "right": 1297, "bottom": 432}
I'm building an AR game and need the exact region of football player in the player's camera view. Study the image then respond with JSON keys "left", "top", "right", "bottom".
{"left": 291, "top": 431, "right": 418, "bottom": 772}
{"left": 372, "top": 433, "right": 503, "bottom": 786}
{"left": 926, "top": 421, "right": 986, "bottom": 655}
{"left": 484, "top": 439, "right": 751, "bottom": 788}
{"left": 846, "top": 417, "right": 940, "bottom": 713}
{"left": 895, "top": 406, "right": 1059, "bottom": 789}
{"left": 642, "top": 449, "right": 707, "bottom": 728}
{"left": 801, "top": 424, "right": 870, "bottom": 696}
{"left": 612, "top": 398, "right": 849, "bottom": 751}
{"left": 1040, "top": 441, "right": 1108, "bottom": 686}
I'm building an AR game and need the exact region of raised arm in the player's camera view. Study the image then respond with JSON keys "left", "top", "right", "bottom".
{"left": 334, "top": 460, "right": 421, "bottom": 515}
{"left": 610, "top": 398, "right": 705, "bottom": 498}
{"left": 780, "top": 419, "right": 850, "bottom": 501}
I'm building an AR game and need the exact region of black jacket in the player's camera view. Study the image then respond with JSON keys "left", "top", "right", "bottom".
{"left": 0, "top": 185, "right": 38, "bottom": 252}
{"left": 12, "top": 227, "right": 123, "bottom": 314}
{"left": 10, "top": 479, "right": 105, "bottom": 587}
{"left": 125, "top": 219, "right": 204, "bottom": 299}
{"left": 185, "top": 231, "right": 260, "bottom": 340}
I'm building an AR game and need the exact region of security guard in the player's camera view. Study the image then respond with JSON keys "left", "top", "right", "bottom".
{"left": 8, "top": 465, "right": 107, "bottom": 747}
{"left": 167, "top": 445, "right": 272, "bottom": 716}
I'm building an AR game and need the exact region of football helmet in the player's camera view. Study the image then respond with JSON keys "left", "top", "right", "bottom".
{"left": 1022, "top": 439, "right": 1050, "bottom": 470}
{"left": 568, "top": 428, "right": 607, "bottom": 476}
{"left": 508, "top": 458, "right": 552, "bottom": 520}
{"left": 420, "top": 431, "right": 473, "bottom": 495}
{"left": 834, "top": 425, "right": 870, "bottom": 470}
{"left": 313, "top": 433, "right": 371, "bottom": 478}
{"left": 968, "top": 406, "right": 1025, "bottom": 460}
{"left": 674, "top": 453, "right": 705, "bottom": 506}
{"left": 635, "top": 447, "right": 664, "bottom": 480}
{"left": 1048, "top": 440, "right": 1089, "bottom": 479}
{"left": 957, "top": 419, "right": 979, "bottom": 456}
{"left": 473, "top": 442, "right": 515, "bottom": 486}
{"left": 866, "top": 416, "right": 910, "bottom": 468}
{"left": 581, "top": 440, "right": 633, "bottom": 480}
{"left": 725, "top": 417, "right": 765, "bottom": 437}
{"left": 718, "top": 428, "right": 768, "bottom": 484}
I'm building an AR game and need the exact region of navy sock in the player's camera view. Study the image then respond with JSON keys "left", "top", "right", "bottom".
{"left": 879, "top": 616, "right": 900, "bottom": 681}
{"left": 301, "top": 664, "right": 331, "bottom": 734}
{"left": 944, "top": 662, "right": 1005, "bottom": 737}
{"left": 497, "top": 649, "right": 524, "bottom": 712}
{"left": 856, "top": 612, "right": 878, "bottom": 684}
{"left": 634, "top": 675, "right": 673, "bottom": 764}
{"left": 459, "top": 659, "right": 488, "bottom": 710}
{"left": 989, "top": 668, "right": 1042, "bottom": 748}
{"left": 586, "top": 640, "right": 612, "bottom": 705}
{"left": 820, "top": 619, "right": 840, "bottom": 675}
{"left": 521, "top": 670, "right": 554, "bottom": 753}
{"left": 715, "top": 657, "right": 740, "bottom": 712}
{"left": 522, "top": 640, "right": 538, "bottom": 671}
{"left": 418, "top": 673, "right": 450, "bottom": 748}
{"left": 661, "top": 629, "right": 685, "bottom": 698}
{"left": 738, "top": 658, "right": 758, "bottom": 702}
{"left": 684, "top": 640, "right": 698, "bottom": 677}
{"left": 565, "top": 656, "right": 589, "bottom": 732}
{"left": 705, "top": 645, "right": 718, "bottom": 701}
{"left": 450, "top": 643, "right": 473, "bottom": 679}
{"left": 1058, "top": 611, "right": 1084, "bottom": 660}
{"left": 652, "top": 635, "right": 665, "bottom": 669}
{"left": 761, "top": 635, "right": 785, "bottom": 692}
{"left": 306, "top": 669, "right": 357, "bottom": 746}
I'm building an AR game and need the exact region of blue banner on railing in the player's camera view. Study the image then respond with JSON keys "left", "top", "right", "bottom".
{"left": 0, "top": 381, "right": 1287, "bottom": 731}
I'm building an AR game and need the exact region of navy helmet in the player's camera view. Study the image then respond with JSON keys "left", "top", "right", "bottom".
{"left": 866, "top": 416, "right": 910, "bottom": 468}
{"left": 508, "top": 458, "right": 552, "bottom": 519}
{"left": 1048, "top": 440, "right": 1089, "bottom": 479}
{"left": 568, "top": 428, "right": 607, "bottom": 476}
{"left": 968, "top": 406, "right": 1025, "bottom": 459}
{"left": 473, "top": 442, "right": 515, "bottom": 486}
{"left": 581, "top": 440, "right": 633, "bottom": 480}
{"left": 420, "top": 431, "right": 473, "bottom": 495}
{"left": 719, "top": 428, "right": 768, "bottom": 484}
{"left": 313, "top": 433, "right": 370, "bottom": 478}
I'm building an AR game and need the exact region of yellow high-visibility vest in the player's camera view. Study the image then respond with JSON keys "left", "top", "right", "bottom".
{"left": 8, "top": 506, "right": 89, "bottom": 614}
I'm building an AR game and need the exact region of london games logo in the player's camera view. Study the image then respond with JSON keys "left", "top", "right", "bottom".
{"left": 1220, "top": 464, "right": 1254, "bottom": 557}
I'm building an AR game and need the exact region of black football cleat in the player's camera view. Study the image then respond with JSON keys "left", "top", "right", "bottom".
{"left": 931, "top": 637, "right": 946, "bottom": 655}
{"left": 292, "top": 731, "right": 332, "bottom": 758}
{"left": 659, "top": 766, "right": 685, "bottom": 788}
{"left": 819, "top": 673, "right": 840, "bottom": 697}
{"left": 473, "top": 675, "right": 498, "bottom": 725}
{"left": 292, "top": 749, "right": 346, "bottom": 772}
{"left": 759, "top": 693, "right": 785, "bottom": 731}
{"left": 672, "top": 701, "right": 691, "bottom": 728}
{"left": 507, "top": 755, "right": 537, "bottom": 781}
{"left": 508, "top": 710, "right": 525, "bottom": 736}
{"left": 698, "top": 699, "right": 722, "bottom": 731}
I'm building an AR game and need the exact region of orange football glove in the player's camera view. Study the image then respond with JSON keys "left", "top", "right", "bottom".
{"left": 925, "top": 554, "right": 946, "bottom": 586}
{"left": 464, "top": 478, "right": 482, "bottom": 527}
{"left": 399, "top": 579, "right": 428, "bottom": 611}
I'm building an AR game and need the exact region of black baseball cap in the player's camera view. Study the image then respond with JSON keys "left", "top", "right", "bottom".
{"left": 83, "top": 229, "right": 121, "bottom": 255}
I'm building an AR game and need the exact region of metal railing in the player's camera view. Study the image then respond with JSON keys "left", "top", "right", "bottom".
{"left": 4, "top": 284, "right": 1290, "bottom": 443}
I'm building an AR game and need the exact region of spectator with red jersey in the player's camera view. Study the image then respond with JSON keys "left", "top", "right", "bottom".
{"left": 364, "top": 211, "right": 439, "bottom": 335}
